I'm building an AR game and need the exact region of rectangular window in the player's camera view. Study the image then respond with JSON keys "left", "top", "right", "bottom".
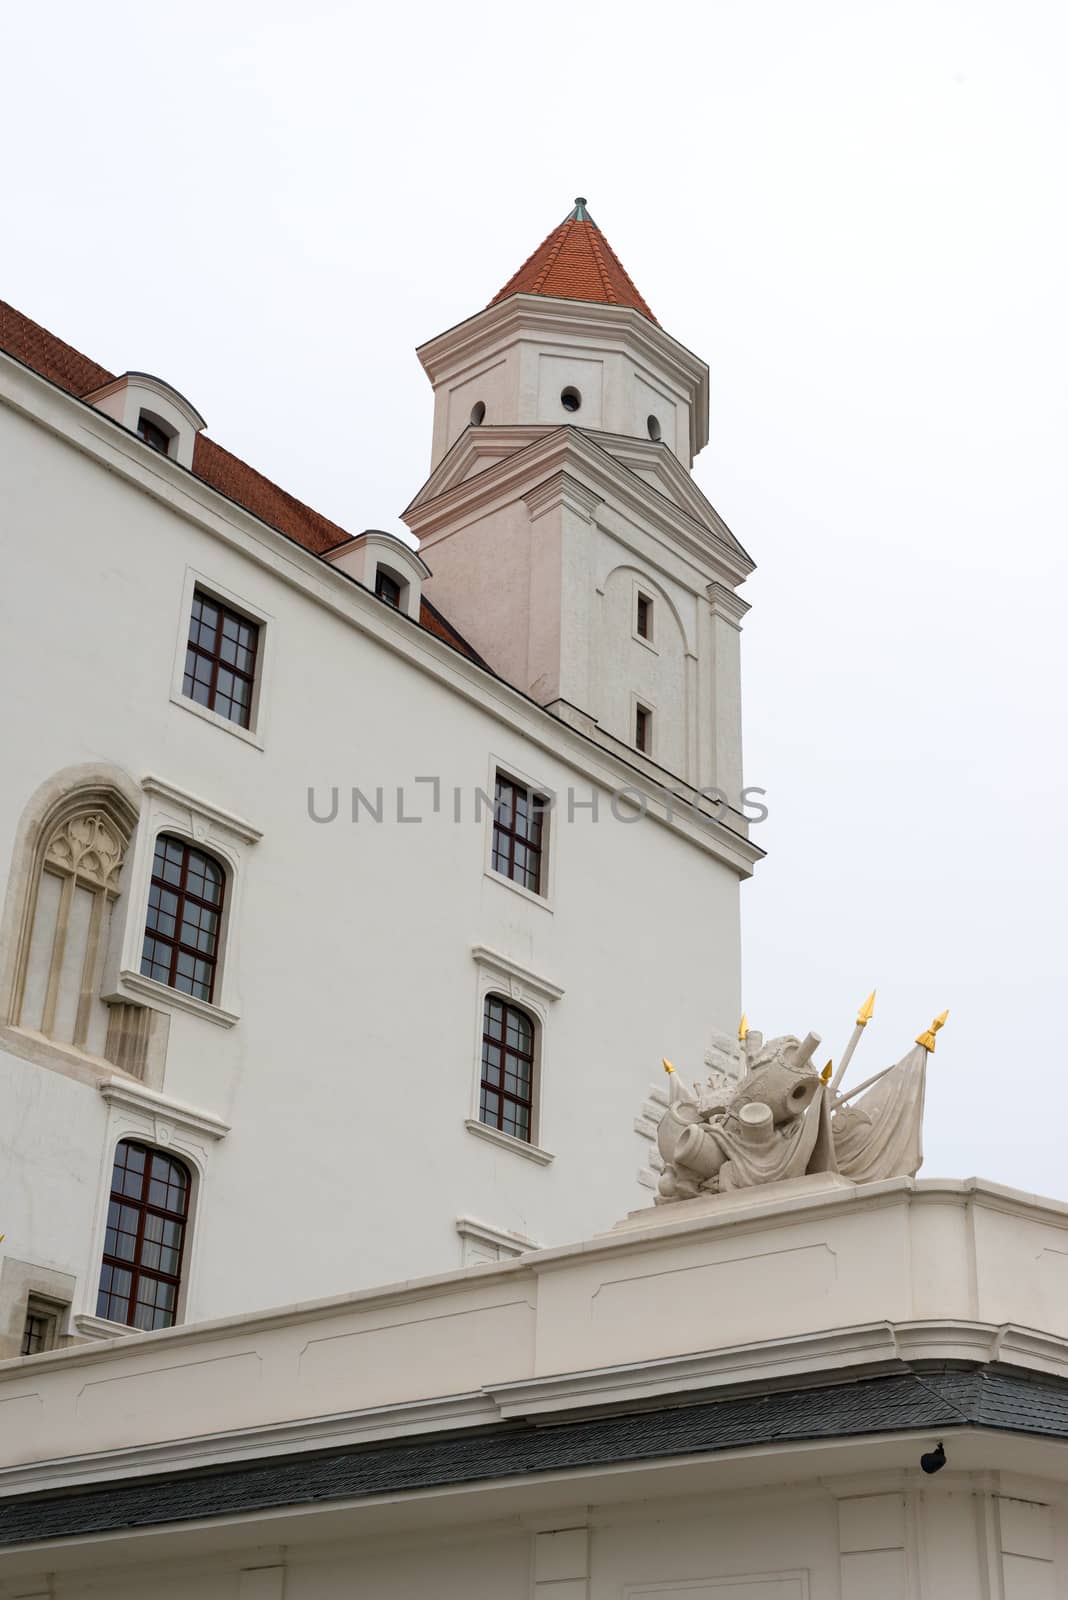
{"left": 137, "top": 413, "right": 172, "bottom": 455}
{"left": 375, "top": 569, "right": 403, "bottom": 609}
{"left": 491, "top": 773, "right": 546, "bottom": 896}
{"left": 635, "top": 703, "right": 651, "bottom": 754}
{"left": 636, "top": 592, "right": 652, "bottom": 639}
{"left": 183, "top": 589, "right": 259, "bottom": 730}
{"left": 21, "top": 1298, "right": 62, "bottom": 1356}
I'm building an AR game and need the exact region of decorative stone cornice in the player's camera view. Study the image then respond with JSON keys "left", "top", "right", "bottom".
{"left": 707, "top": 582, "right": 752, "bottom": 628}
{"left": 406, "top": 426, "right": 752, "bottom": 587}
{"left": 416, "top": 293, "right": 710, "bottom": 460}
{"left": 99, "top": 1078, "right": 231, "bottom": 1141}
{"left": 522, "top": 471, "right": 603, "bottom": 521}
{"left": 470, "top": 944, "right": 565, "bottom": 1003}
{"left": 0, "top": 351, "right": 761, "bottom": 879}
{"left": 140, "top": 776, "right": 262, "bottom": 845}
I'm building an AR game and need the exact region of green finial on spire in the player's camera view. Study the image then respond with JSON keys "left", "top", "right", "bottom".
{"left": 567, "top": 196, "right": 596, "bottom": 226}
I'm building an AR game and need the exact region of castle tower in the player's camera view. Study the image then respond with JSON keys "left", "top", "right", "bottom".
{"left": 405, "top": 199, "right": 753, "bottom": 801}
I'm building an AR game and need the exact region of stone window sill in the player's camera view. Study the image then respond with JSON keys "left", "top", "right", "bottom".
{"left": 118, "top": 970, "right": 238, "bottom": 1029}
{"left": 464, "top": 1118, "right": 554, "bottom": 1166}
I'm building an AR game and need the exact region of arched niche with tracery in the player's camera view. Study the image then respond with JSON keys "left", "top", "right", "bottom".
{"left": 11, "top": 786, "right": 138, "bottom": 1058}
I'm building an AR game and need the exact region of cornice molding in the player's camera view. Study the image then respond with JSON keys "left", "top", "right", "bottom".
{"left": 406, "top": 427, "right": 753, "bottom": 587}
{"left": 5, "top": 1317, "right": 1064, "bottom": 1502}
{"left": 707, "top": 582, "right": 752, "bottom": 627}
{"left": 0, "top": 352, "right": 760, "bottom": 879}
{"left": 415, "top": 294, "right": 710, "bottom": 462}
{"left": 470, "top": 944, "right": 565, "bottom": 1003}
{"left": 522, "top": 471, "right": 603, "bottom": 521}
{"left": 140, "top": 775, "right": 262, "bottom": 845}
{"left": 99, "top": 1078, "right": 231, "bottom": 1141}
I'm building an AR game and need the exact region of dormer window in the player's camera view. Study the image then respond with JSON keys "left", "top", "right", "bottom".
{"left": 137, "top": 413, "right": 172, "bottom": 455}
{"left": 375, "top": 568, "right": 403, "bottom": 609}
{"left": 84, "top": 373, "right": 206, "bottom": 469}
{"left": 322, "top": 532, "right": 430, "bottom": 624}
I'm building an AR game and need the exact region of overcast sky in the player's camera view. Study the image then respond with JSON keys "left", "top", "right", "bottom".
{"left": 5, "top": 0, "right": 1065, "bottom": 1192}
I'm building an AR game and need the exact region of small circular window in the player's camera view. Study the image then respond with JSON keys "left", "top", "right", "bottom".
{"left": 470, "top": 401, "right": 486, "bottom": 426}
{"left": 647, "top": 414, "right": 662, "bottom": 441}
{"left": 560, "top": 387, "right": 582, "bottom": 413}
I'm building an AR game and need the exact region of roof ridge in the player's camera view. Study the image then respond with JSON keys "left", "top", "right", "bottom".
{"left": 586, "top": 228, "right": 620, "bottom": 307}
{"left": 529, "top": 217, "right": 574, "bottom": 296}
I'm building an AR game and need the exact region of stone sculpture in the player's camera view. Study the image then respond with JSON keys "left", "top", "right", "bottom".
{"left": 653, "top": 995, "right": 946, "bottom": 1203}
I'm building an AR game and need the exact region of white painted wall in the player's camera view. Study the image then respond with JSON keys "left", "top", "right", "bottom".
{"left": 3, "top": 1180, "right": 1067, "bottom": 1596}
{"left": 420, "top": 297, "right": 708, "bottom": 471}
{"left": 0, "top": 353, "right": 749, "bottom": 1346}
{"left": 4, "top": 1487, "right": 1066, "bottom": 1600}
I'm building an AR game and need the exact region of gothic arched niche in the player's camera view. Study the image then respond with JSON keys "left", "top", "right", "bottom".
{"left": 7, "top": 777, "right": 139, "bottom": 1057}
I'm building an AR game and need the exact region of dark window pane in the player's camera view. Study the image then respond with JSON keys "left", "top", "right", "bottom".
{"left": 96, "top": 1140, "right": 189, "bottom": 1332}
{"left": 490, "top": 774, "right": 545, "bottom": 896}
{"left": 479, "top": 995, "right": 535, "bottom": 1143}
{"left": 183, "top": 588, "right": 258, "bottom": 729}
{"left": 142, "top": 836, "right": 225, "bottom": 1003}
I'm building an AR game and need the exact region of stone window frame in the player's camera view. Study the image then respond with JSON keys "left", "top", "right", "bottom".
{"left": 169, "top": 567, "right": 273, "bottom": 751}
{"left": 465, "top": 945, "right": 563, "bottom": 1166}
{"left": 0, "top": 1258, "right": 76, "bottom": 1362}
{"left": 482, "top": 753, "right": 556, "bottom": 912}
{"left": 73, "top": 1077, "right": 229, "bottom": 1340}
{"left": 112, "top": 776, "right": 261, "bottom": 1028}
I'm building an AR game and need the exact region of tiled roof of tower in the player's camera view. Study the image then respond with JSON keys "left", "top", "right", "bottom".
{"left": 490, "top": 199, "right": 658, "bottom": 325}
{"left": 0, "top": 298, "right": 487, "bottom": 666}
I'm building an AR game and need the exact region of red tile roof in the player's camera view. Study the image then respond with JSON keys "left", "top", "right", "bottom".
{"left": 490, "top": 199, "right": 657, "bottom": 324}
{"left": 0, "top": 298, "right": 486, "bottom": 665}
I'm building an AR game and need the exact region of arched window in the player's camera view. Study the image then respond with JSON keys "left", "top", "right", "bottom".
{"left": 140, "top": 835, "right": 225, "bottom": 1004}
{"left": 480, "top": 995, "right": 536, "bottom": 1143}
{"left": 15, "top": 799, "right": 132, "bottom": 1054}
{"left": 96, "top": 1140, "right": 190, "bottom": 1330}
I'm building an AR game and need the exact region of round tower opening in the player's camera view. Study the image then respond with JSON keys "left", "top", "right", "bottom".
{"left": 560, "top": 387, "right": 582, "bottom": 414}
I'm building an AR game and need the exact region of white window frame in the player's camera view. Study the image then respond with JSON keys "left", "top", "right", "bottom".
{"left": 483, "top": 754, "right": 555, "bottom": 911}
{"left": 465, "top": 944, "right": 563, "bottom": 1165}
{"left": 73, "top": 1077, "right": 229, "bottom": 1338}
{"left": 170, "top": 568, "right": 273, "bottom": 750}
{"left": 110, "top": 775, "right": 261, "bottom": 1028}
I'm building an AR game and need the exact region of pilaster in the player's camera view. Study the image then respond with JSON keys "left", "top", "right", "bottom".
{"left": 704, "top": 581, "right": 750, "bottom": 800}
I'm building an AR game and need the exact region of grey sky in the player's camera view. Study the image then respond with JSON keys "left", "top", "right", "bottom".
{"left": 5, "top": 0, "right": 1066, "bottom": 1191}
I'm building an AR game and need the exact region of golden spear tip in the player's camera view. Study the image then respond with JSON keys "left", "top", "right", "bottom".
{"left": 857, "top": 989, "right": 876, "bottom": 1025}
{"left": 738, "top": 1014, "right": 749, "bottom": 1042}
{"left": 821, "top": 1061, "right": 833, "bottom": 1084}
{"left": 916, "top": 1009, "right": 949, "bottom": 1052}
{"left": 662, "top": 1057, "right": 675, "bottom": 1075}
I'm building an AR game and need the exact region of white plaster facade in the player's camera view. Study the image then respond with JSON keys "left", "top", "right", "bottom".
{"left": 2, "top": 1178, "right": 1067, "bottom": 1597}
{"left": 0, "top": 221, "right": 759, "bottom": 1356}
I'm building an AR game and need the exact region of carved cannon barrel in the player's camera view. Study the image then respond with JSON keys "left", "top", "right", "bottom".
{"left": 673, "top": 1122, "right": 725, "bottom": 1179}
